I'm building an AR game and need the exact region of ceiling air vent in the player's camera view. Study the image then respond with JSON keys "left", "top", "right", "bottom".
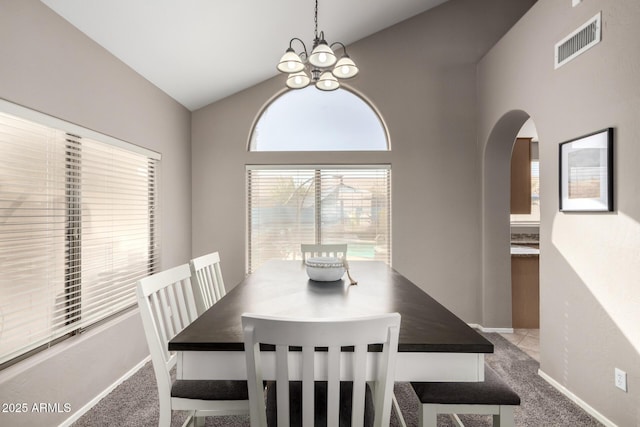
{"left": 554, "top": 12, "right": 601, "bottom": 69}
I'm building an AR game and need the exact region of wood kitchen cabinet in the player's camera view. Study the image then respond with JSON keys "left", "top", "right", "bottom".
{"left": 510, "top": 137, "right": 532, "bottom": 214}
{"left": 511, "top": 254, "right": 539, "bottom": 328}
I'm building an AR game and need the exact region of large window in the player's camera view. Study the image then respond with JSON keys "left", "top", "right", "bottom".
{"left": 0, "top": 105, "right": 159, "bottom": 367}
{"left": 247, "top": 166, "right": 391, "bottom": 272}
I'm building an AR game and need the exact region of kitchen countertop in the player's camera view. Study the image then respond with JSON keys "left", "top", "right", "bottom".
{"left": 511, "top": 245, "right": 540, "bottom": 256}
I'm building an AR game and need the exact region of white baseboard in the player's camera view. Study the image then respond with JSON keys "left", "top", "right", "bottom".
{"left": 468, "top": 323, "right": 514, "bottom": 334}
{"left": 537, "top": 369, "right": 617, "bottom": 427}
{"left": 58, "top": 355, "right": 151, "bottom": 427}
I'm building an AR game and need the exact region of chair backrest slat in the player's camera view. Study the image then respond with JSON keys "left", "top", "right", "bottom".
{"left": 213, "top": 262, "right": 225, "bottom": 299}
{"left": 352, "top": 343, "right": 368, "bottom": 426}
{"left": 275, "top": 344, "right": 290, "bottom": 426}
{"left": 202, "top": 268, "right": 216, "bottom": 302}
{"left": 174, "top": 281, "right": 189, "bottom": 327}
{"left": 149, "top": 292, "right": 169, "bottom": 351}
{"left": 302, "top": 345, "right": 315, "bottom": 427}
{"left": 300, "top": 244, "right": 348, "bottom": 262}
{"left": 189, "top": 251, "right": 227, "bottom": 315}
{"left": 327, "top": 346, "right": 340, "bottom": 426}
{"left": 244, "top": 324, "right": 268, "bottom": 426}
{"left": 242, "top": 313, "right": 400, "bottom": 427}
{"left": 164, "top": 285, "right": 180, "bottom": 336}
{"left": 374, "top": 326, "right": 400, "bottom": 423}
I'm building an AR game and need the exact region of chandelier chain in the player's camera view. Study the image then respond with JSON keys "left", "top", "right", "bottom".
{"left": 314, "top": 0, "right": 319, "bottom": 42}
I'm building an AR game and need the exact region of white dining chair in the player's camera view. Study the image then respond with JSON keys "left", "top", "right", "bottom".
{"left": 136, "top": 264, "right": 249, "bottom": 427}
{"left": 189, "top": 251, "right": 226, "bottom": 315}
{"left": 300, "top": 243, "right": 348, "bottom": 262}
{"left": 242, "top": 312, "right": 401, "bottom": 427}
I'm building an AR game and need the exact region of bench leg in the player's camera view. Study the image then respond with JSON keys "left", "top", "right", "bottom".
{"left": 419, "top": 403, "right": 516, "bottom": 427}
{"left": 493, "top": 405, "right": 515, "bottom": 427}
{"left": 451, "top": 414, "right": 465, "bottom": 427}
{"left": 418, "top": 404, "right": 438, "bottom": 427}
{"left": 392, "top": 393, "right": 407, "bottom": 427}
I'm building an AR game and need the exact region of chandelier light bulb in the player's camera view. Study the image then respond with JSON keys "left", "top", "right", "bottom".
{"left": 277, "top": 48, "right": 305, "bottom": 74}
{"left": 309, "top": 42, "right": 336, "bottom": 68}
{"left": 286, "top": 71, "right": 310, "bottom": 89}
{"left": 316, "top": 71, "right": 339, "bottom": 91}
{"left": 332, "top": 55, "right": 359, "bottom": 79}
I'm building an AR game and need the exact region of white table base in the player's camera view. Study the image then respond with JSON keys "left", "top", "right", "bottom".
{"left": 177, "top": 351, "right": 485, "bottom": 382}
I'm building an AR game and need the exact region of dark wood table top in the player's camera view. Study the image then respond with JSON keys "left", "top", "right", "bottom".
{"left": 169, "top": 260, "right": 493, "bottom": 354}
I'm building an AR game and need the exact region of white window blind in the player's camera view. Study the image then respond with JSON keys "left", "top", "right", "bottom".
{"left": 247, "top": 166, "right": 391, "bottom": 273}
{"left": 0, "top": 110, "right": 159, "bottom": 367}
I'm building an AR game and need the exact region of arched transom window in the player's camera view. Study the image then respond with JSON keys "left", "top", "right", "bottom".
{"left": 249, "top": 87, "right": 389, "bottom": 151}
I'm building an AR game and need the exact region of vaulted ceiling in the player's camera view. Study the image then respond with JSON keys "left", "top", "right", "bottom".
{"left": 41, "top": 0, "right": 450, "bottom": 110}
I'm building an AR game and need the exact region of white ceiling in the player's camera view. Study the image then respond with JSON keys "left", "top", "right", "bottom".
{"left": 40, "top": 0, "right": 450, "bottom": 111}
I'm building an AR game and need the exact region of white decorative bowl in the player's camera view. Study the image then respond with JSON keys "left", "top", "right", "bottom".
{"left": 305, "top": 257, "right": 345, "bottom": 282}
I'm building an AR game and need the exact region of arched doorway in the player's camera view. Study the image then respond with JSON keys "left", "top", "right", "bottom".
{"left": 511, "top": 119, "right": 540, "bottom": 329}
{"left": 481, "top": 110, "right": 531, "bottom": 328}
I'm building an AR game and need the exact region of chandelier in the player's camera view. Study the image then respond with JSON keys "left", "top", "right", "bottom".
{"left": 276, "top": 0, "right": 359, "bottom": 91}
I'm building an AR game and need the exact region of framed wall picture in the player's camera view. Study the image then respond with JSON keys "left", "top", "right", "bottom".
{"left": 559, "top": 128, "right": 613, "bottom": 212}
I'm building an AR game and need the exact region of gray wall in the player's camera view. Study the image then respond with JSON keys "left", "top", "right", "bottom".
{"left": 478, "top": 0, "right": 640, "bottom": 424}
{"left": 0, "top": 1, "right": 192, "bottom": 425}
{"left": 192, "top": 0, "right": 535, "bottom": 324}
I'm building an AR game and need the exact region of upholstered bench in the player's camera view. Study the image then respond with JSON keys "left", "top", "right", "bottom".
{"left": 410, "top": 365, "right": 520, "bottom": 427}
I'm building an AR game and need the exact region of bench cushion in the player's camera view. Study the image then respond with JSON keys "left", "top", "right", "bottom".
{"left": 171, "top": 380, "right": 249, "bottom": 401}
{"left": 411, "top": 366, "right": 520, "bottom": 406}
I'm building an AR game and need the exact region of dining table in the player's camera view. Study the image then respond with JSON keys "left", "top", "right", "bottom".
{"left": 169, "top": 260, "right": 493, "bottom": 383}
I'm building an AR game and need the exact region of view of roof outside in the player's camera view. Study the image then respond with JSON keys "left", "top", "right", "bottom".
{"left": 250, "top": 87, "right": 388, "bottom": 151}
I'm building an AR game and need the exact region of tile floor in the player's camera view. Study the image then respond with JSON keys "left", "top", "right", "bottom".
{"left": 500, "top": 328, "right": 540, "bottom": 362}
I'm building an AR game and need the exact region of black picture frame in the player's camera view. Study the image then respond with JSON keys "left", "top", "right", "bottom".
{"left": 559, "top": 128, "right": 614, "bottom": 212}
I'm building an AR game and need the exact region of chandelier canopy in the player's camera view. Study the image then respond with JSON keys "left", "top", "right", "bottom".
{"left": 277, "top": 0, "right": 359, "bottom": 91}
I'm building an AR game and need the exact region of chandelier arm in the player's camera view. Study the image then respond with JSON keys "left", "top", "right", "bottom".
{"left": 330, "top": 41, "right": 347, "bottom": 55}
{"left": 289, "top": 37, "right": 309, "bottom": 58}
{"left": 313, "top": 30, "right": 326, "bottom": 49}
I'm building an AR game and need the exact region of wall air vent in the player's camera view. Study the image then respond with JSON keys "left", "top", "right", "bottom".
{"left": 554, "top": 12, "right": 601, "bottom": 69}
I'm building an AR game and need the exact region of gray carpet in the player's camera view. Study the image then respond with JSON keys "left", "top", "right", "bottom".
{"left": 72, "top": 333, "right": 603, "bottom": 426}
